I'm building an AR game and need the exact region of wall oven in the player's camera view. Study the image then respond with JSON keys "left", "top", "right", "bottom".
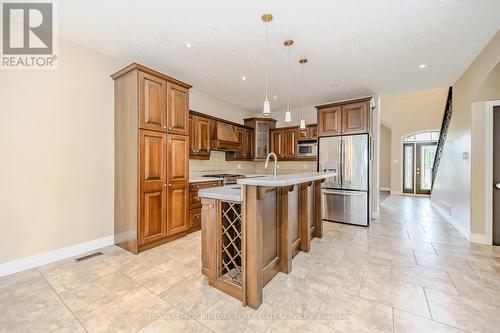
{"left": 297, "top": 142, "right": 318, "bottom": 158}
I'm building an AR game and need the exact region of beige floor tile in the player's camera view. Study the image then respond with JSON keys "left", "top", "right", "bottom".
{"left": 38, "top": 257, "right": 116, "bottom": 293}
{"left": 392, "top": 262, "right": 458, "bottom": 295}
{"left": 317, "top": 288, "right": 393, "bottom": 333}
{"left": 265, "top": 319, "right": 336, "bottom": 333}
{"left": 393, "top": 309, "right": 465, "bottom": 333}
{"left": 58, "top": 271, "right": 141, "bottom": 317}
{"left": 433, "top": 243, "right": 492, "bottom": 264}
{"left": 426, "top": 289, "right": 500, "bottom": 333}
{"left": 113, "top": 251, "right": 169, "bottom": 279}
{"left": 414, "top": 251, "right": 476, "bottom": 276}
{"left": 138, "top": 308, "right": 212, "bottom": 333}
{"left": 368, "top": 247, "right": 416, "bottom": 264}
{"left": 199, "top": 296, "right": 273, "bottom": 333}
{"left": 98, "top": 245, "right": 134, "bottom": 267}
{"left": 359, "top": 276, "right": 431, "bottom": 318}
{"left": 79, "top": 287, "right": 172, "bottom": 333}
{"left": 0, "top": 269, "right": 50, "bottom": 302}
{"left": 133, "top": 258, "right": 199, "bottom": 295}
{"left": 448, "top": 273, "right": 500, "bottom": 306}
{"left": 338, "top": 252, "right": 392, "bottom": 279}
{"left": 159, "top": 274, "right": 228, "bottom": 315}
{"left": 391, "top": 238, "right": 436, "bottom": 254}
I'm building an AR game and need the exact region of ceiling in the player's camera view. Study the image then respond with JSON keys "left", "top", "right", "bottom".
{"left": 59, "top": 0, "right": 500, "bottom": 112}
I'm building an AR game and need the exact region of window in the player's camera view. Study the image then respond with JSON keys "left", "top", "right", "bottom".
{"left": 403, "top": 131, "right": 440, "bottom": 142}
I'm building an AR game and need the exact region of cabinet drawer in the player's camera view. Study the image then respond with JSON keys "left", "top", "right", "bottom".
{"left": 189, "top": 181, "right": 221, "bottom": 192}
{"left": 190, "top": 191, "right": 202, "bottom": 209}
{"left": 189, "top": 208, "right": 201, "bottom": 230}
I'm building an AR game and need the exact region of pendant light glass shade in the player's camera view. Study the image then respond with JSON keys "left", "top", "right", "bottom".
{"left": 285, "top": 108, "right": 292, "bottom": 124}
{"left": 299, "top": 116, "right": 306, "bottom": 129}
{"left": 263, "top": 99, "right": 271, "bottom": 115}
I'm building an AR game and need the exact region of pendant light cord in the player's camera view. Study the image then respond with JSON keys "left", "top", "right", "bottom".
{"left": 286, "top": 44, "right": 290, "bottom": 112}
{"left": 265, "top": 22, "right": 269, "bottom": 101}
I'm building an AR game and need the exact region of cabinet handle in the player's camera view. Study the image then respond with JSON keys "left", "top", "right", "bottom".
{"left": 163, "top": 125, "right": 167, "bottom": 129}
{"left": 196, "top": 185, "right": 200, "bottom": 189}
{"left": 168, "top": 183, "right": 172, "bottom": 187}
{"left": 168, "top": 127, "right": 172, "bottom": 130}
{"left": 163, "top": 184, "right": 167, "bottom": 187}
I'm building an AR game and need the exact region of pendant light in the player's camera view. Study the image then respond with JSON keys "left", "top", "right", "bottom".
{"left": 284, "top": 39, "right": 294, "bottom": 125}
{"left": 261, "top": 14, "right": 273, "bottom": 116}
{"left": 299, "top": 58, "right": 308, "bottom": 130}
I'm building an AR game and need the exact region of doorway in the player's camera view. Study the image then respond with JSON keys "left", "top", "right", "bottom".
{"left": 402, "top": 132, "right": 439, "bottom": 195}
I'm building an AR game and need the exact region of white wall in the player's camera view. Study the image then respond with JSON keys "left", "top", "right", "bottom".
{"left": 190, "top": 90, "right": 253, "bottom": 124}
{"left": 0, "top": 38, "right": 121, "bottom": 263}
{"left": 379, "top": 124, "right": 392, "bottom": 190}
{"left": 432, "top": 31, "right": 500, "bottom": 240}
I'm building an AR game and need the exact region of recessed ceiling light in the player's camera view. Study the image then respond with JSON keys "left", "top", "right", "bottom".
{"left": 272, "top": 96, "right": 277, "bottom": 100}
{"left": 184, "top": 42, "right": 192, "bottom": 48}
{"left": 241, "top": 76, "right": 246, "bottom": 81}
{"left": 419, "top": 64, "right": 427, "bottom": 69}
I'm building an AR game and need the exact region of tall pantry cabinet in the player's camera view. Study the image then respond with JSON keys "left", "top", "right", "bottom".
{"left": 112, "top": 63, "right": 191, "bottom": 254}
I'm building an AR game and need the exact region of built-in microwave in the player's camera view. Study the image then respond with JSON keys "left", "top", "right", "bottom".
{"left": 297, "top": 142, "right": 318, "bottom": 157}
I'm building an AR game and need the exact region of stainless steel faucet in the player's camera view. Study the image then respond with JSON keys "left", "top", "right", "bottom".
{"left": 264, "top": 152, "right": 278, "bottom": 178}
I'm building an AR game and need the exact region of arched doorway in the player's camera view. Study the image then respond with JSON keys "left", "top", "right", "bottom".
{"left": 402, "top": 131, "right": 439, "bottom": 195}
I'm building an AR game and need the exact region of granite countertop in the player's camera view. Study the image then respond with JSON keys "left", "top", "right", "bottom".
{"left": 237, "top": 172, "right": 334, "bottom": 187}
{"left": 189, "top": 176, "right": 223, "bottom": 183}
{"left": 198, "top": 184, "right": 243, "bottom": 202}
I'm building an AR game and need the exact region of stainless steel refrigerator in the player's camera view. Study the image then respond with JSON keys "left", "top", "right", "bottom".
{"left": 319, "top": 134, "right": 369, "bottom": 226}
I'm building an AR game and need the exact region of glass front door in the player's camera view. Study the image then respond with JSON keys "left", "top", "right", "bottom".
{"left": 402, "top": 140, "right": 437, "bottom": 195}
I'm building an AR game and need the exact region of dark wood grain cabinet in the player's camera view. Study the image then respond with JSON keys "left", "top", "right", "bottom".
{"left": 341, "top": 101, "right": 368, "bottom": 134}
{"left": 244, "top": 118, "right": 277, "bottom": 160}
{"left": 316, "top": 98, "right": 372, "bottom": 137}
{"left": 189, "top": 180, "right": 222, "bottom": 232}
{"left": 317, "top": 106, "right": 341, "bottom": 136}
{"left": 190, "top": 114, "right": 212, "bottom": 159}
{"left": 113, "top": 63, "right": 192, "bottom": 254}
{"left": 271, "top": 127, "right": 299, "bottom": 160}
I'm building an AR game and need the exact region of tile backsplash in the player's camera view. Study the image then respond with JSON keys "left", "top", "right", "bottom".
{"left": 189, "top": 150, "right": 317, "bottom": 177}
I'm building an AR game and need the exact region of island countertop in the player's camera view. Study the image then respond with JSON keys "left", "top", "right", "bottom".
{"left": 236, "top": 172, "right": 334, "bottom": 187}
{"left": 198, "top": 184, "right": 243, "bottom": 202}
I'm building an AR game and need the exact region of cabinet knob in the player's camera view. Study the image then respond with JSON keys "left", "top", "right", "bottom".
{"left": 168, "top": 127, "right": 172, "bottom": 130}
{"left": 168, "top": 183, "right": 172, "bottom": 187}
{"left": 163, "top": 184, "right": 167, "bottom": 187}
{"left": 197, "top": 185, "right": 200, "bottom": 189}
{"left": 163, "top": 125, "right": 167, "bottom": 129}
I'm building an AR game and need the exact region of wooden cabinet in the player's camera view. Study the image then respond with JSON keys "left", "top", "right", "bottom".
{"left": 298, "top": 125, "right": 318, "bottom": 142}
{"left": 271, "top": 128, "right": 298, "bottom": 160}
{"left": 316, "top": 98, "right": 372, "bottom": 137}
{"left": 189, "top": 180, "right": 222, "bottom": 232}
{"left": 309, "top": 126, "right": 318, "bottom": 140}
{"left": 244, "top": 118, "right": 277, "bottom": 160}
{"left": 167, "top": 82, "right": 189, "bottom": 135}
{"left": 167, "top": 135, "right": 189, "bottom": 236}
{"left": 139, "top": 72, "right": 166, "bottom": 132}
{"left": 190, "top": 115, "right": 211, "bottom": 159}
{"left": 342, "top": 101, "right": 368, "bottom": 135}
{"left": 113, "top": 63, "right": 192, "bottom": 254}
{"left": 317, "top": 106, "right": 341, "bottom": 136}
{"left": 242, "top": 129, "right": 254, "bottom": 159}
{"left": 139, "top": 130, "right": 167, "bottom": 245}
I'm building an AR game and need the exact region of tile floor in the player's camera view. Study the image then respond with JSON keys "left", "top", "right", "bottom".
{"left": 2, "top": 195, "right": 500, "bottom": 333}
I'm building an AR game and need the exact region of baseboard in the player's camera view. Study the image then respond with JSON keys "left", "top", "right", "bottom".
{"left": 430, "top": 201, "right": 471, "bottom": 241}
{"left": 470, "top": 233, "right": 488, "bottom": 244}
{"left": 391, "top": 190, "right": 402, "bottom": 195}
{"left": 379, "top": 187, "right": 391, "bottom": 192}
{"left": 0, "top": 235, "right": 114, "bottom": 277}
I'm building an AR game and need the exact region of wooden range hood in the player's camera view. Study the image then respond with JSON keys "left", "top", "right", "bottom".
{"left": 211, "top": 121, "right": 240, "bottom": 151}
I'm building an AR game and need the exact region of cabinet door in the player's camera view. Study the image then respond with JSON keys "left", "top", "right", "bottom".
{"left": 271, "top": 130, "right": 284, "bottom": 158}
{"left": 234, "top": 126, "right": 244, "bottom": 159}
{"left": 309, "top": 126, "right": 318, "bottom": 140}
{"left": 166, "top": 82, "right": 189, "bottom": 135}
{"left": 139, "top": 130, "right": 167, "bottom": 245}
{"left": 318, "top": 106, "right": 341, "bottom": 136}
{"left": 167, "top": 135, "right": 189, "bottom": 183}
{"left": 243, "top": 129, "right": 253, "bottom": 159}
{"left": 194, "top": 116, "right": 211, "bottom": 157}
{"left": 283, "top": 129, "right": 297, "bottom": 159}
{"left": 342, "top": 102, "right": 368, "bottom": 134}
{"left": 167, "top": 182, "right": 189, "bottom": 235}
{"left": 167, "top": 135, "right": 189, "bottom": 235}
{"left": 298, "top": 129, "right": 309, "bottom": 141}
{"left": 255, "top": 120, "right": 270, "bottom": 159}
{"left": 139, "top": 72, "right": 166, "bottom": 132}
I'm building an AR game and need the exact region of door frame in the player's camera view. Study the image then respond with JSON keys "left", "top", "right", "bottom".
{"left": 401, "top": 139, "right": 437, "bottom": 196}
{"left": 483, "top": 100, "right": 500, "bottom": 245}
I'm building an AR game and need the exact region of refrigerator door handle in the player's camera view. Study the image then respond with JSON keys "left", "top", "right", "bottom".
{"left": 323, "top": 168, "right": 338, "bottom": 183}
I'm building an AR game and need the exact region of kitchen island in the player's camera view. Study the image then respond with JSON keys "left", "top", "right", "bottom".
{"left": 198, "top": 172, "right": 333, "bottom": 309}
